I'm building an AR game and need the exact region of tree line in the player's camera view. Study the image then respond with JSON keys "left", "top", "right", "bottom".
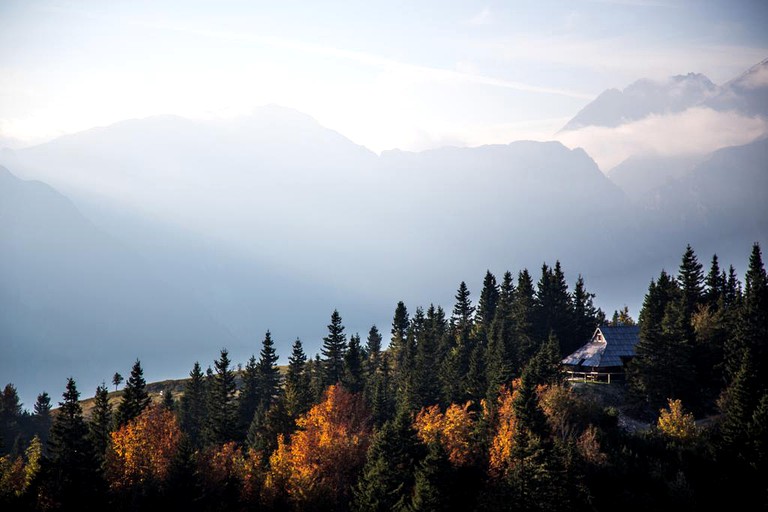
{"left": 1, "top": 243, "right": 766, "bottom": 510}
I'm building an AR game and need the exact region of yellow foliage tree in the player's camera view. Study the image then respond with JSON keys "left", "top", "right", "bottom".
{"left": 488, "top": 383, "right": 519, "bottom": 476}
{"left": 107, "top": 404, "right": 182, "bottom": 490}
{"left": 197, "top": 441, "right": 264, "bottom": 505}
{"left": 265, "top": 384, "right": 370, "bottom": 508}
{"left": 657, "top": 398, "right": 697, "bottom": 442}
{"left": 414, "top": 401, "right": 476, "bottom": 467}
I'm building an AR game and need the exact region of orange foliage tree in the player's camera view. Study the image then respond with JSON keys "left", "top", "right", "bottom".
{"left": 265, "top": 384, "right": 370, "bottom": 508}
{"left": 488, "top": 383, "right": 519, "bottom": 476}
{"left": 107, "top": 404, "right": 182, "bottom": 491}
{"left": 414, "top": 401, "right": 476, "bottom": 467}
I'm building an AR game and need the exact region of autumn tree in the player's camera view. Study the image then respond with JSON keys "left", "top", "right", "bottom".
{"left": 107, "top": 404, "right": 182, "bottom": 494}
{"left": 657, "top": 399, "right": 697, "bottom": 443}
{"left": 266, "top": 385, "right": 370, "bottom": 509}
{"left": 116, "top": 360, "right": 150, "bottom": 427}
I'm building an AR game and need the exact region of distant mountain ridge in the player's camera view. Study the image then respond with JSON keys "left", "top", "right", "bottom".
{"left": 561, "top": 58, "right": 768, "bottom": 131}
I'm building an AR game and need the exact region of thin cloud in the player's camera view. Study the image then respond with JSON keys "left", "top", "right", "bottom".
{"left": 469, "top": 7, "right": 492, "bottom": 26}
{"left": 117, "top": 17, "right": 592, "bottom": 100}
{"left": 557, "top": 106, "right": 768, "bottom": 171}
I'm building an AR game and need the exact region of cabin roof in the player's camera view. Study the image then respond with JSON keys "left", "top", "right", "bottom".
{"left": 561, "top": 325, "right": 640, "bottom": 368}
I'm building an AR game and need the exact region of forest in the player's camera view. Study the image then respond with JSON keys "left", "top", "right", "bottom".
{"left": 1, "top": 243, "right": 766, "bottom": 511}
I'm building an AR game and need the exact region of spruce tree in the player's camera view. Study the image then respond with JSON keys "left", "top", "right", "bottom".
{"left": 409, "top": 441, "right": 454, "bottom": 512}
{"left": 32, "top": 392, "right": 52, "bottom": 447}
{"left": 390, "top": 301, "right": 411, "bottom": 381}
{"left": 735, "top": 243, "right": 768, "bottom": 383}
{"left": 257, "top": 330, "right": 281, "bottom": 410}
{"left": 720, "top": 350, "right": 758, "bottom": 453}
{"left": 238, "top": 354, "right": 260, "bottom": 438}
{"left": 487, "top": 271, "right": 516, "bottom": 401}
{"left": 48, "top": 378, "right": 97, "bottom": 504}
{"left": 415, "top": 308, "right": 441, "bottom": 407}
{"left": 88, "top": 384, "right": 113, "bottom": 468}
{"left": 572, "top": 275, "right": 604, "bottom": 348}
{"left": 352, "top": 411, "right": 420, "bottom": 512}
{"left": 179, "top": 361, "right": 206, "bottom": 448}
{"left": 705, "top": 254, "right": 726, "bottom": 308}
{"left": 284, "top": 338, "right": 311, "bottom": 420}
{"left": 474, "top": 270, "right": 500, "bottom": 346}
{"left": 535, "top": 261, "right": 575, "bottom": 355}
{"left": 204, "top": 349, "right": 238, "bottom": 445}
{"left": 116, "top": 359, "right": 150, "bottom": 427}
{"left": 513, "top": 269, "right": 538, "bottom": 369}
{"left": 0, "top": 383, "right": 22, "bottom": 455}
{"left": 678, "top": 244, "right": 705, "bottom": 344}
{"left": 451, "top": 281, "right": 476, "bottom": 402}
{"left": 322, "top": 310, "right": 347, "bottom": 387}
{"left": 343, "top": 333, "right": 365, "bottom": 393}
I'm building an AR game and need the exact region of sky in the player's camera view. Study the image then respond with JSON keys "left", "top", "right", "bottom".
{"left": 1, "top": 0, "right": 767, "bottom": 157}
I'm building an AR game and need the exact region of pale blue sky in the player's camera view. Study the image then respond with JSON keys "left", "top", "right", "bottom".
{"left": 1, "top": 0, "right": 766, "bottom": 152}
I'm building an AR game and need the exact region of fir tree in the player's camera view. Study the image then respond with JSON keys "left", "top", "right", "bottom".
{"left": 353, "top": 412, "right": 420, "bottom": 512}
{"left": 204, "top": 349, "right": 238, "bottom": 445}
{"left": 88, "top": 384, "right": 112, "bottom": 468}
{"left": 0, "top": 383, "right": 22, "bottom": 455}
{"left": 678, "top": 244, "right": 705, "bottom": 344}
{"left": 572, "top": 274, "right": 604, "bottom": 347}
{"left": 474, "top": 270, "right": 500, "bottom": 346}
{"left": 32, "top": 392, "right": 52, "bottom": 447}
{"left": 513, "top": 269, "right": 538, "bottom": 369}
{"left": 486, "top": 271, "right": 516, "bottom": 401}
{"left": 415, "top": 307, "right": 442, "bottom": 407}
{"left": 720, "top": 349, "right": 759, "bottom": 452}
{"left": 116, "top": 359, "right": 150, "bottom": 427}
{"left": 322, "top": 310, "right": 347, "bottom": 386}
{"left": 705, "top": 254, "right": 726, "bottom": 308}
{"left": 257, "top": 330, "right": 281, "bottom": 410}
{"left": 535, "top": 261, "right": 575, "bottom": 355}
{"left": 47, "top": 378, "right": 97, "bottom": 505}
{"left": 284, "top": 338, "right": 311, "bottom": 419}
{"left": 391, "top": 301, "right": 411, "bottom": 381}
{"left": 343, "top": 333, "right": 365, "bottom": 393}
{"left": 735, "top": 243, "right": 768, "bottom": 383}
{"left": 238, "top": 354, "right": 260, "bottom": 438}
{"left": 179, "top": 361, "right": 206, "bottom": 448}
{"left": 408, "top": 441, "right": 454, "bottom": 512}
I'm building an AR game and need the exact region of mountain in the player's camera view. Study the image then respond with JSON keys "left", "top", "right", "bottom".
{"left": 3, "top": 104, "right": 765, "bottom": 407}
{"left": 0, "top": 166, "right": 236, "bottom": 407}
{"left": 608, "top": 153, "right": 705, "bottom": 201}
{"left": 705, "top": 58, "right": 768, "bottom": 117}
{"left": 560, "top": 73, "right": 717, "bottom": 131}
{"left": 639, "top": 137, "right": 768, "bottom": 246}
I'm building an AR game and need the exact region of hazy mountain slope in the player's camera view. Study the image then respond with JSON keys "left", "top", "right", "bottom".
{"left": 561, "top": 73, "right": 717, "bottom": 131}
{"left": 0, "top": 166, "right": 236, "bottom": 407}
{"left": 705, "top": 58, "right": 768, "bottom": 117}
{"left": 608, "top": 154, "right": 706, "bottom": 201}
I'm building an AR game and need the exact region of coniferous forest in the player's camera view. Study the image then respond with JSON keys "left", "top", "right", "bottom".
{"left": 1, "top": 243, "right": 767, "bottom": 511}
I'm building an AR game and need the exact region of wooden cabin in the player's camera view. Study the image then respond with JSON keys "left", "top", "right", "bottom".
{"left": 561, "top": 325, "right": 640, "bottom": 383}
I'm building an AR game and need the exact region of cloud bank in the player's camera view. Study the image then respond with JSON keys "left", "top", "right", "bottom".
{"left": 557, "top": 106, "right": 768, "bottom": 171}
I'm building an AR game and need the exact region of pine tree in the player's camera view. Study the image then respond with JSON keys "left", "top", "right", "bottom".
{"left": 88, "top": 384, "right": 112, "bottom": 468}
{"left": 344, "top": 333, "right": 365, "bottom": 393}
{"left": 513, "top": 269, "right": 538, "bottom": 369}
{"left": 408, "top": 441, "right": 454, "bottom": 512}
{"left": 390, "top": 301, "right": 411, "bottom": 381}
{"left": 116, "top": 359, "right": 150, "bottom": 427}
{"left": 204, "top": 349, "right": 238, "bottom": 445}
{"left": 0, "top": 383, "right": 22, "bottom": 455}
{"left": 474, "top": 270, "right": 500, "bottom": 346}
{"left": 678, "top": 244, "right": 705, "bottom": 344}
{"left": 486, "top": 271, "right": 516, "bottom": 401}
{"left": 257, "top": 330, "right": 281, "bottom": 410}
{"left": 179, "top": 361, "right": 206, "bottom": 448}
{"left": 572, "top": 275, "right": 604, "bottom": 348}
{"left": 735, "top": 243, "right": 768, "bottom": 383}
{"left": 238, "top": 354, "right": 260, "bottom": 438}
{"left": 720, "top": 350, "right": 759, "bottom": 453}
{"left": 352, "top": 412, "right": 420, "bottom": 512}
{"left": 48, "top": 378, "right": 97, "bottom": 504}
{"left": 284, "top": 338, "right": 311, "bottom": 420}
{"left": 705, "top": 254, "right": 726, "bottom": 308}
{"left": 32, "top": 392, "right": 52, "bottom": 447}
{"left": 535, "top": 261, "right": 576, "bottom": 355}
{"left": 322, "top": 310, "right": 347, "bottom": 387}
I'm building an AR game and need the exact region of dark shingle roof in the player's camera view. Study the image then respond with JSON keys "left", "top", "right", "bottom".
{"left": 562, "top": 325, "right": 640, "bottom": 368}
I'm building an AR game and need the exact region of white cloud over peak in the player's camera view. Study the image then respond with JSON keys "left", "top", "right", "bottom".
{"left": 557, "top": 107, "right": 768, "bottom": 171}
